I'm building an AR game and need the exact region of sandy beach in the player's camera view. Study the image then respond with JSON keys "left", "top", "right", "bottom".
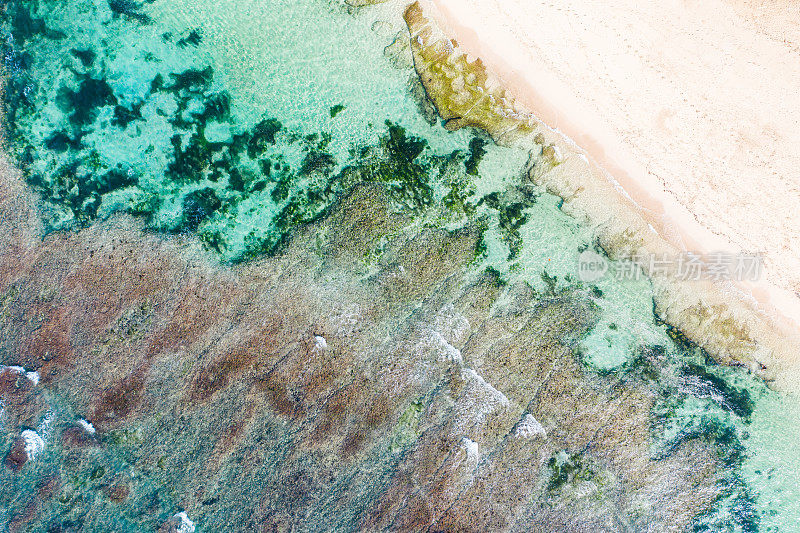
{"left": 413, "top": 0, "right": 800, "bottom": 383}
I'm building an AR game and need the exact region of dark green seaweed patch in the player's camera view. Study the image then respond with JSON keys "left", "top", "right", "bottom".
{"left": 107, "top": 0, "right": 152, "bottom": 25}
{"left": 472, "top": 217, "right": 489, "bottom": 261}
{"left": 1, "top": 0, "right": 487, "bottom": 264}
{"left": 653, "top": 313, "right": 755, "bottom": 419}
{"left": 235, "top": 122, "right": 476, "bottom": 259}
{"left": 599, "top": 313, "right": 765, "bottom": 530}
{"left": 169, "top": 66, "right": 214, "bottom": 94}
{"left": 197, "top": 92, "right": 232, "bottom": 122}
{"left": 149, "top": 73, "right": 165, "bottom": 92}
{"left": 45, "top": 131, "right": 83, "bottom": 153}
{"left": 648, "top": 387, "right": 759, "bottom": 531}
{"left": 167, "top": 133, "right": 212, "bottom": 183}
{"left": 464, "top": 136, "right": 487, "bottom": 175}
{"left": 247, "top": 118, "right": 283, "bottom": 159}
{"left": 680, "top": 363, "right": 755, "bottom": 420}
{"left": 483, "top": 265, "right": 507, "bottom": 287}
{"left": 176, "top": 29, "right": 203, "bottom": 48}
{"left": 441, "top": 150, "right": 476, "bottom": 216}
{"left": 540, "top": 270, "right": 559, "bottom": 295}
{"left": 477, "top": 188, "right": 537, "bottom": 259}
{"left": 376, "top": 121, "right": 434, "bottom": 209}
{"left": 301, "top": 150, "right": 337, "bottom": 176}
{"left": 112, "top": 101, "right": 144, "bottom": 128}
{"left": 70, "top": 48, "right": 96, "bottom": 68}
{"left": 660, "top": 318, "right": 702, "bottom": 355}
{"left": 625, "top": 344, "right": 666, "bottom": 383}
{"left": 180, "top": 187, "right": 222, "bottom": 233}
{"left": 270, "top": 172, "right": 294, "bottom": 203}
{"left": 58, "top": 77, "right": 118, "bottom": 127}
{"left": 329, "top": 104, "right": 345, "bottom": 118}
{"left": 3, "top": 2, "right": 63, "bottom": 44}
{"left": 653, "top": 401, "right": 745, "bottom": 466}
{"left": 546, "top": 451, "right": 595, "bottom": 493}
{"left": 647, "top": 355, "right": 761, "bottom": 531}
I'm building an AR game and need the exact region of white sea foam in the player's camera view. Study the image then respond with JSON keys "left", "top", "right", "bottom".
{"left": 1, "top": 366, "right": 39, "bottom": 385}
{"left": 174, "top": 512, "right": 195, "bottom": 533}
{"left": 430, "top": 331, "right": 463, "bottom": 364}
{"left": 433, "top": 304, "right": 471, "bottom": 345}
{"left": 331, "top": 304, "right": 362, "bottom": 337}
{"left": 515, "top": 414, "right": 546, "bottom": 439}
{"left": 21, "top": 429, "right": 45, "bottom": 461}
{"left": 313, "top": 335, "right": 328, "bottom": 352}
{"left": 460, "top": 436, "right": 480, "bottom": 466}
{"left": 78, "top": 419, "right": 96, "bottom": 435}
{"left": 38, "top": 410, "right": 55, "bottom": 443}
{"left": 462, "top": 368, "right": 509, "bottom": 407}
{"left": 449, "top": 367, "right": 511, "bottom": 437}
{"left": 419, "top": 305, "right": 471, "bottom": 366}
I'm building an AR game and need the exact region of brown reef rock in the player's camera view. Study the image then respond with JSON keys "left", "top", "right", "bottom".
{"left": 0, "top": 147, "right": 727, "bottom": 531}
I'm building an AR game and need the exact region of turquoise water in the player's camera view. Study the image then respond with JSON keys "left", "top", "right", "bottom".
{"left": 1, "top": 0, "right": 799, "bottom": 531}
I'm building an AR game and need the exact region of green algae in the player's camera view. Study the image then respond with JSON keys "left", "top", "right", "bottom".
{"left": 107, "top": 0, "right": 153, "bottom": 24}
{"left": 546, "top": 450, "right": 596, "bottom": 493}
{"left": 476, "top": 188, "right": 537, "bottom": 260}
{"left": 176, "top": 29, "right": 202, "bottom": 48}
{"left": 464, "top": 136, "right": 488, "bottom": 176}
{"left": 681, "top": 363, "right": 755, "bottom": 421}
{"left": 372, "top": 121, "right": 436, "bottom": 210}
{"left": 0, "top": 2, "right": 489, "bottom": 262}
{"left": 624, "top": 344, "right": 665, "bottom": 383}
{"left": 0, "top": 404, "right": 182, "bottom": 531}
{"left": 578, "top": 307, "right": 767, "bottom": 531}
{"left": 388, "top": 399, "right": 425, "bottom": 453}
{"left": 59, "top": 77, "right": 118, "bottom": 127}
{"left": 648, "top": 362, "right": 763, "bottom": 531}
{"left": 329, "top": 104, "right": 346, "bottom": 118}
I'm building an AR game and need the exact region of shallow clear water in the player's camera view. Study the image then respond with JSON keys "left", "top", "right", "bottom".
{"left": 1, "top": 0, "right": 799, "bottom": 531}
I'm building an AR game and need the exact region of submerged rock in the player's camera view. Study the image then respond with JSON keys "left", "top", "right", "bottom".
{"left": 0, "top": 162, "right": 749, "bottom": 530}
{"left": 5, "top": 429, "right": 44, "bottom": 470}
{"left": 5, "top": 435, "right": 29, "bottom": 471}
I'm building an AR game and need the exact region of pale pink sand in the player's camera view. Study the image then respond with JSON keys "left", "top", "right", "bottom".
{"left": 422, "top": 0, "right": 800, "bottom": 354}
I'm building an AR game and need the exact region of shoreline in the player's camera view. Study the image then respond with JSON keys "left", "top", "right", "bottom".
{"left": 408, "top": 0, "right": 800, "bottom": 387}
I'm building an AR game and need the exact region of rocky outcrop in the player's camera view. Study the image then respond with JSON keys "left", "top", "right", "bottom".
{"left": 403, "top": 2, "right": 538, "bottom": 144}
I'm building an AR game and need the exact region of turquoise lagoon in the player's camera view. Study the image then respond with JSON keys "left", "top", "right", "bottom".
{"left": 0, "top": 0, "right": 799, "bottom": 531}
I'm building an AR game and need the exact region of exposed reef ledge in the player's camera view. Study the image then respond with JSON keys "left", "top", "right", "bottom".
{"left": 404, "top": 2, "right": 537, "bottom": 145}
{"left": 402, "top": 0, "right": 800, "bottom": 388}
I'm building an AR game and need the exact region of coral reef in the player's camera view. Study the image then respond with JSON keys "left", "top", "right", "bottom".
{"left": 0, "top": 157, "right": 758, "bottom": 530}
